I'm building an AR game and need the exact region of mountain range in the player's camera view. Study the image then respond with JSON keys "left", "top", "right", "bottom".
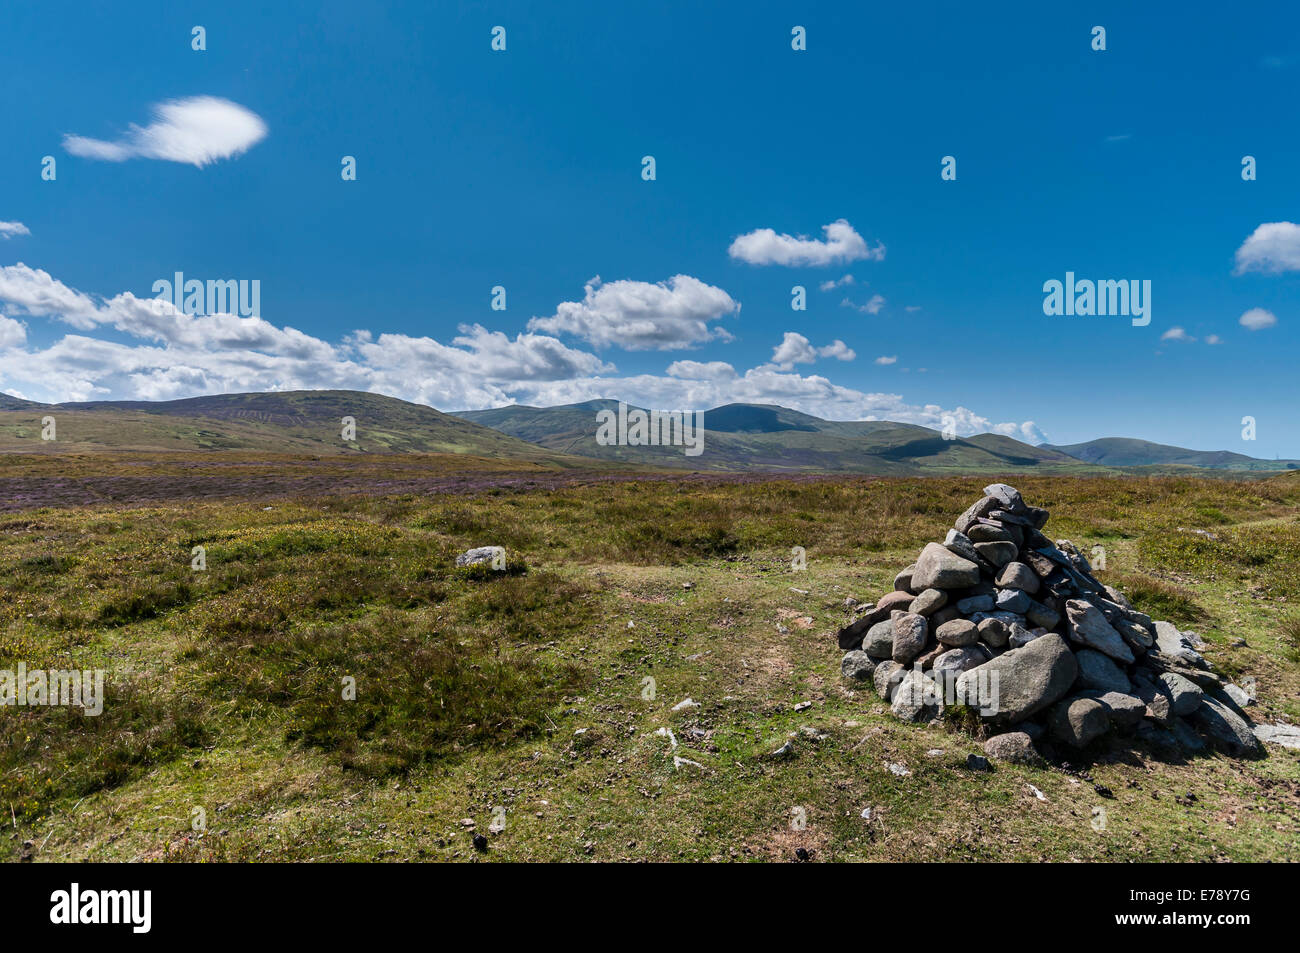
{"left": 1, "top": 390, "right": 1295, "bottom": 475}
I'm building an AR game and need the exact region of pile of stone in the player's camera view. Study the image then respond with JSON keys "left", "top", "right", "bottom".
{"left": 836, "top": 484, "right": 1263, "bottom": 760}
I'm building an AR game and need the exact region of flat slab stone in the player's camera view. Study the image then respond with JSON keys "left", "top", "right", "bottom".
{"left": 1065, "top": 599, "right": 1135, "bottom": 665}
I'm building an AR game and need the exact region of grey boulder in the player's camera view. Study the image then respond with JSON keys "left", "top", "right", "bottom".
{"left": 890, "top": 610, "right": 929, "bottom": 665}
{"left": 1065, "top": 599, "right": 1135, "bottom": 665}
{"left": 974, "top": 541, "right": 1018, "bottom": 568}
{"left": 863, "top": 620, "right": 896, "bottom": 658}
{"left": 1191, "top": 696, "right": 1263, "bottom": 757}
{"left": 873, "top": 660, "right": 905, "bottom": 701}
{"left": 936, "top": 618, "right": 979, "bottom": 647}
{"left": 995, "top": 588, "right": 1033, "bottom": 615}
{"left": 841, "top": 650, "right": 877, "bottom": 682}
{"left": 1049, "top": 696, "right": 1110, "bottom": 747}
{"left": 955, "top": 633, "right": 1078, "bottom": 723}
{"left": 912, "top": 542, "right": 981, "bottom": 591}
{"left": 1154, "top": 620, "right": 1206, "bottom": 667}
{"left": 996, "top": 561, "right": 1040, "bottom": 594}
{"left": 983, "top": 731, "right": 1044, "bottom": 766}
{"left": 1157, "top": 671, "right": 1204, "bottom": 716}
{"left": 1075, "top": 648, "right": 1133, "bottom": 694}
{"left": 892, "top": 670, "right": 942, "bottom": 722}
{"left": 956, "top": 594, "right": 995, "bottom": 614}
{"left": 909, "top": 588, "right": 948, "bottom": 617}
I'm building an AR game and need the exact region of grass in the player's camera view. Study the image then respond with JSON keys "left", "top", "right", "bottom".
{"left": 2, "top": 458, "right": 1299, "bottom": 861}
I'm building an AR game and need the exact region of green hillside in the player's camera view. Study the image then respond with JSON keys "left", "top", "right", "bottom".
{"left": 458, "top": 401, "right": 1107, "bottom": 474}
{"left": 1045, "top": 436, "right": 1300, "bottom": 471}
{"left": 0, "top": 390, "right": 582, "bottom": 463}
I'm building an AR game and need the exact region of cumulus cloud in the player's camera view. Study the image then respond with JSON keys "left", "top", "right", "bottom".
{"left": 665, "top": 360, "right": 737, "bottom": 380}
{"left": 0, "top": 315, "right": 26, "bottom": 349}
{"left": 817, "top": 339, "right": 856, "bottom": 362}
{"left": 767, "top": 332, "right": 856, "bottom": 371}
{"left": 874, "top": 355, "right": 897, "bottom": 365}
{"left": 0, "top": 222, "right": 30, "bottom": 240}
{"left": 728, "top": 219, "right": 884, "bottom": 267}
{"left": 991, "top": 420, "right": 1047, "bottom": 444}
{"left": 1239, "top": 307, "right": 1277, "bottom": 330}
{"left": 1160, "top": 326, "right": 1194, "bottom": 342}
{"left": 1233, "top": 222, "right": 1300, "bottom": 274}
{"left": 0, "top": 263, "right": 101, "bottom": 328}
{"left": 0, "top": 265, "right": 1040, "bottom": 441}
{"left": 63, "top": 96, "right": 268, "bottom": 167}
{"left": 819, "top": 274, "right": 855, "bottom": 291}
{"left": 527, "top": 275, "right": 738, "bottom": 350}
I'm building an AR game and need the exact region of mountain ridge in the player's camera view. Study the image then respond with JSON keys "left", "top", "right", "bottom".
{"left": 2, "top": 389, "right": 1294, "bottom": 473}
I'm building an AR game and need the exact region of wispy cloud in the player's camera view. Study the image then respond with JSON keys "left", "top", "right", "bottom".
{"left": 841, "top": 293, "right": 885, "bottom": 315}
{"left": 728, "top": 219, "right": 884, "bottom": 267}
{"left": 0, "top": 221, "right": 30, "bottom": 240}
{"left": 874, "top": 355, "right": 897, "bottom": 365}
{"left": 63, "top": 96, "right": 268, "bottom": 167}
{"left": 1161, "top": 326, "right": 1194, "bottom": 342}
{"left": 818, "top": 274, "right": 856, "bottom": 291}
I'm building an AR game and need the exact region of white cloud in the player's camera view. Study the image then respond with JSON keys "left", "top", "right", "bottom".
{"left": 1160, "top": 326, "right": 1194, "bottom": 342}
{"left": 0, "top": 222, "right": 30, "bottom": 240}
{"left": 0, "top": 315, "right": 26, "bottom": 349}
{"left": 665, "top": 360, "right": 737, "bottom": 380}
{"left": 0, "top": 265, "right": 1040, "bottom": 442}
{"left": 842, "top": 293, "right": 885, "bottom": 315}
{"left": 818, "top": 274, "right": 855, "bottom": 291}
{"left": 1233, "top": 222, "right": 1300, "bottom": 274}
{"left": 527, "top": 275, "right": 738, "bottom": 351}
{"left": 0, "top": 263, "right": 101, "bottom": 329}
{"left": 728, "top": 219, "right": 884, "bottom": 267}
{"left": 767, "top": 333, "right": 855, "bottom": 370}
{"left": 770, "top": 332, "right": 817, "bottom": 369}
{"left": 63, "top": 96, "right": 268, "bottom": 167}
{"left": 1239, "top": 307, "right": 1277, "bottom": 331}
{"left": 1205, "top": 334, "right": 1222, "bottom": 345}
{"left": 991, "top": 420, "right": 1047, "bottom": 444}
{"left": 817, "top": 340, "right": 855, "bottom": 362}
{"left": 874, "top": 355, "right": 897, "bottom": 365}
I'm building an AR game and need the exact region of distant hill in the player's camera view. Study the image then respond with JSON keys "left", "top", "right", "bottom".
{"left": 457, "top": 401, "right": 1107, "bottom": 475}
{"left": 1043, "top": 437, "right": 1300, "bottom": 471}
{"left": 0, "top": 390, "right": 583, "bottom": 463}
{"left": 5, "top": 388, "right": 1292, "bottom": 475}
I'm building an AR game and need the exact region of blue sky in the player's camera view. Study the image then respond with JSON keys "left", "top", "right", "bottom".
{"left": 1, "top": 1, "right": 1297, "bottom": 455}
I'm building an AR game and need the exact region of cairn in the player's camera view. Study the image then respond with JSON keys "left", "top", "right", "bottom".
{"left": 836, "top": 484, "right": 1262, "bottom": 760}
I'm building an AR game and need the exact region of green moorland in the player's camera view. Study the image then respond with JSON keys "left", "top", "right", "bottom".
{"left": 2, "top": 457, "right": 1299, "bottom": 862}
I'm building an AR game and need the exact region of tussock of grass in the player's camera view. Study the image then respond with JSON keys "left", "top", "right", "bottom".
{"left": 1107, "top": 572, "right": 1208, "bottom": 626}
{"left": 1281, "top": 613, "right": 1300, "bottom": 665}
{"left": 0, "top": 681, "right": 210, "bottom": 822}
